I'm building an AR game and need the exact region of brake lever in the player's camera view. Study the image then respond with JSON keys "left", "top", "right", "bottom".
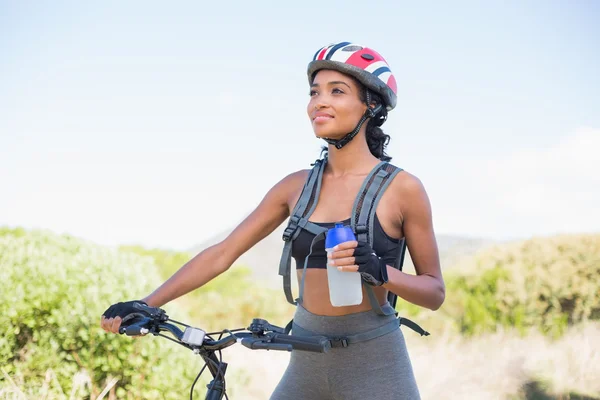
{"left": 133, "top": 303, "right": 169, "bottom": 321}
{"left": 248, "top": 318, "right": 286, "bottom": 335}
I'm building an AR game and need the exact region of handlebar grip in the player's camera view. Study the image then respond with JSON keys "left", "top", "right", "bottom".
{"left": 123, "top": 325, "right": 146, "bottom": 336}
{"left": 240, "top": 338, "right": 292, "bottom": 352}
{"left": 271, "top": 334, "right": 331, "bottom": 353}
{"left": 118, "top": 317, "right": 151, "bottom": 336}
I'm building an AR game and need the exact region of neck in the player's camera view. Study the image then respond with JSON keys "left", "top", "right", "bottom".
{"left": 325, "top": 130, "right": 380, "bottom": 176}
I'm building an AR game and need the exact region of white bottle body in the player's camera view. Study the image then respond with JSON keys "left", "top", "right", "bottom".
{"left": 326, "top": 248, "right": 363, "bottom": 307}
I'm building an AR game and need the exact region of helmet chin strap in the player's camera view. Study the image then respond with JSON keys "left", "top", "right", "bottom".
{"left": 323, "top": 91, "right": 383, "bottom": 150}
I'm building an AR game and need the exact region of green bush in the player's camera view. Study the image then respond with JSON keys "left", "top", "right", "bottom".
{"left": 184, "top": 266, "right": 295, "bottom": 332}
{"left": 0, "top": 229, "right": 199, "bottom": 399}
{"left": 119, "top": 245, "right": 295, "bottom": 332}
{"left": 118, "top": 245, "right": 191, "bottom": 279}
{"left": 440, "top": 234, "right": 600, "bottom": 337}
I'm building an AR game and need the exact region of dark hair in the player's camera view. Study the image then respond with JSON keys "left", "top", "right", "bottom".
{"left": 318, "top": 76, "right": 392, "bottom": 162}
{"left": 359, "top": 88, "right": 392, "bottom": 162}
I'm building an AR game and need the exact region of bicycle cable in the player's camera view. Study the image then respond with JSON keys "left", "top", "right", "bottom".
{"left": 206, "top": 327, "right": 246, "bottom": 336}
{"left": 157, "top": 333, "right": 190, "bottom": 348}
{"left": 168, "top": 318, "right": 190, "bottom": 327}
{"left": 137, "top": 320, "right": 278, "bottom": 399}
{"left": 187, "top": 330, "right": 231, "bottom": 400}
{"left": 205, "top": 354, "right": 227, "bottom": 398}
{"left": 189, "top": 362, "right": 207, "bottom": 400}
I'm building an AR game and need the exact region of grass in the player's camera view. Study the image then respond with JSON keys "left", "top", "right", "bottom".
{"left": 406, "top": 321, "right": 600, "bottom": 400}
{"left": 0, "top": 368, "right": 117, "bottom": 400}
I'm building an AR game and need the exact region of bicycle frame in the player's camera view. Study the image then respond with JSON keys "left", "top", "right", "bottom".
{"left": 201, "top": 350, "right": 227, "bottom": 400}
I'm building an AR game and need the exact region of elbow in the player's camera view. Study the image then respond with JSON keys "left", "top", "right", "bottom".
{"left": 216, "top": 247, "right": 234, "bottom": 275}
{"left": 429, "top": 281, "right": 446, "bottom": 311}
{"left": 202, "top": 242, "right": 233, "bottom": 275}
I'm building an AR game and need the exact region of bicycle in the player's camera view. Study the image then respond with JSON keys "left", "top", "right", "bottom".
{"left": 118, "top": 304, "right": 331, "bottom": 400}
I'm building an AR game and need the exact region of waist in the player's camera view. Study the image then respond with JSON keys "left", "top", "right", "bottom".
{"left": 296, "top": 269, "right": 389, "bottom": 316}
{"left": 293, "top": 302, "right": 397, "bottom": 337}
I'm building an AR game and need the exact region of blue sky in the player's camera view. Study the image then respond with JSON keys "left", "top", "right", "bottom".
{"left": 1, "top": 1, "right": 599, "bottom": 250}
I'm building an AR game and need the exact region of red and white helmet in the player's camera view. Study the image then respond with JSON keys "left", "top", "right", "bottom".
{"left": 307, "top": 42, "right": 398, "bottom": 111}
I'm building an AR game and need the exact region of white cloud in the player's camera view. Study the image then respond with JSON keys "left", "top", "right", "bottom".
{"left": 434, "top": 127, "right": 600, "bottom": 239}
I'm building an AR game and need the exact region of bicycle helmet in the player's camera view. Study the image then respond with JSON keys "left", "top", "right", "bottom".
{"left": 307, "top": 41, "right": 398, "bottom": 149}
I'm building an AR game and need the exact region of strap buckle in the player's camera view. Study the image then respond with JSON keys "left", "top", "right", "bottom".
{"left": 355, "top": 224, "right": 368, "bottom": 235}
{"left": 329, "top": 337, "right": 349, "bottom": 348}
{"left": 282, "top": 227, "right": 294, "bottom": 242}
{"left": 282, "top": 216, "right": 301, "bottom": 242}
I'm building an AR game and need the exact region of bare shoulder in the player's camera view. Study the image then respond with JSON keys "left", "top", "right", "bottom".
{"left": 254, "top": 168, "right": 312, "bottom": 217}
{"left": 388, "top": 168, "right": 430, "bottom": 213}
{"left": 274, "top": 169, "right": 311, "bottom": 207}
{"left": 279, "top": 169, "right": 311, "bottom": 188}
{"left": 390, "top": 168, "right": 426, "bottom": 193}
{"left": 215, "top": 168, "right": 311, "bottom": 265}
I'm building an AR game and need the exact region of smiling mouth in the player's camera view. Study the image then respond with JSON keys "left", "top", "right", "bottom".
{"left": 313, "top": 115, "right": 333, "bottom": 122}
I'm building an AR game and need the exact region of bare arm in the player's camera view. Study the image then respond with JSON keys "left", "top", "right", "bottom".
{"left": 142, "top": 172, "right": 301, "bottom": 308}
{"left": 383, "top": 174, "right": 445, "bottom": 310}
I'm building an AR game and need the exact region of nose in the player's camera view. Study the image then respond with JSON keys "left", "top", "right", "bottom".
{"left": 314, "top": 97, "right": 329, "bottom": 110}
{"left": 308, "top": 90, "right": 330, "bottom": 113}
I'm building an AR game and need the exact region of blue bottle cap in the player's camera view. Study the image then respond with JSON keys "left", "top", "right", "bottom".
{"left": 325, "top": 223, "right": 356, "bottom": 249}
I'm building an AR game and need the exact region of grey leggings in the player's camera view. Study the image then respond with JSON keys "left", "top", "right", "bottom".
{"left": 270, "top": 304, "right": 421, "bottom": 400}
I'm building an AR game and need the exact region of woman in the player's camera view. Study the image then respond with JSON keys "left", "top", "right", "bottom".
{"left": 101, "top": 42, "right": 445, "bottom": 400}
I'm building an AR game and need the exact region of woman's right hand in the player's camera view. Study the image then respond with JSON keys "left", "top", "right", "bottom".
{"left": 100, "top": 300, "right": 149, "bottom": 334}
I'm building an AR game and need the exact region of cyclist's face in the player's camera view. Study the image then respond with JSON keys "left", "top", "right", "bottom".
{"left": 307, "top": 70, "right": 367, "bottom": 139}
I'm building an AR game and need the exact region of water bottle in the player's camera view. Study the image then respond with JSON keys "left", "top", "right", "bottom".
{"left": 325, "top": 223, "right": 363, "bottom": 307}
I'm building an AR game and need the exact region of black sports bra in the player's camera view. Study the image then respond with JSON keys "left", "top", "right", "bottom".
{"left": 292, "top": 214, "right": 401, "bottom": 269}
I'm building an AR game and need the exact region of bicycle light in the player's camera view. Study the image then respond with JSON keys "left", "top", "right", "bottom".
{"left": 182, "top": 327, "right": 206, "bottom": 346}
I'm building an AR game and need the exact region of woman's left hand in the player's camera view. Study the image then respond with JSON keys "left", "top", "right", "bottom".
{"left": 327, "top": 241, "right": 388, "bottom": 286}
{"left": 327, "top": 240, "right": 359, "bottom": 271}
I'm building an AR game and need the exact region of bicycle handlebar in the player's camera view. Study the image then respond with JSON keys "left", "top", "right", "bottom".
{"left": 115, "top": 305, "right": 330, "bottom": 399}
{"left": 266, "top": 333, "right": 331, "bottom": 353}
{"left": 240, "top": 338, "right": 292, "bottom": 352}
{"left": 118, "top": 308, "right": 331, "bottom": 354}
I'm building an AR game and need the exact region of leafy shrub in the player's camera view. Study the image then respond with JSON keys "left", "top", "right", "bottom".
{"left": 0, "top": 229, "right": 199, "bottom": 399}
{"left": 119, "top": 245, "right": 295, "bottom": 332}
{"left": 118, "top": 245, "right": 191, "bottom": 279}
{"left": 440, "top": 234, "right": 600, "bottom": 337}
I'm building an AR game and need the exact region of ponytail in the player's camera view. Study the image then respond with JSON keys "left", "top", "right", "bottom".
{"left": 364, "top": 90, "right": 391, "bottom": 161}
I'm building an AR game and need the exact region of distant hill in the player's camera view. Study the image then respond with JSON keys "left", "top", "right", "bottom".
{"left": 189, "top": 220, "right": 495, "bottom": 289}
